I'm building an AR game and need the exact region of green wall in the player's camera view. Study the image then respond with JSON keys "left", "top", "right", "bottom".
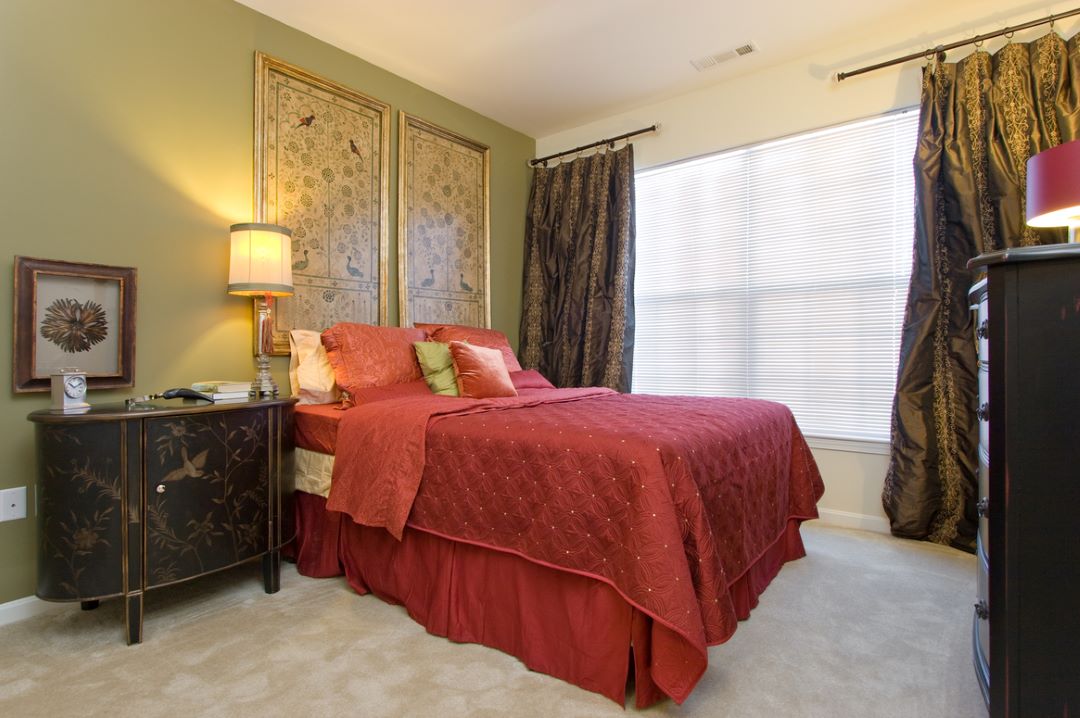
{"left": 0, "top": 0, "right": 534, "bottom": 604}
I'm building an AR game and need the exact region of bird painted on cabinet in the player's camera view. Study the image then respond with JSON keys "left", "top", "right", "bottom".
{"left": 161, "top": 446, "right": 208, "bottom": 483}
{"left": 292, "top": 249, "right": 309, "bottom": 271}
{"left": 349, "top": 139, "right": 362, "bottom": 159}
{"left": 421, "top": 268, "right": 435, "bottom": 287}
{"left": 346, "top": 256, "right": 363, "bottom": 277}
{"left": 296, "top": 114, "right": 316, "bottom": 128}
{"left": 460, "top": 273, "right": 473, "bottom": 292}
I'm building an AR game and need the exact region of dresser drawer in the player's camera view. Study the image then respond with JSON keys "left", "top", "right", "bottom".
{"left": 976, "top": 533, "right": 990, "bottom": 666}
{"left": 974, "top": 533, "right": 990, "bottom": 705}
{"left": 976, "top": 300, "right": 988, "bottom": 362}
{"left": 975, "top": 293, "right": 989, "bottom": 453}
{"left": 978, "top": 401, "right": 989, "bottom": 454}
{"left": 978, "top": 452, "right": 989, "bottom": 557}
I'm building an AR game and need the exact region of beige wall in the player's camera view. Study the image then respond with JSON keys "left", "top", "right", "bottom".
{"left": 0, "top": 0, "right": 534, "bottom": 604}
{"left": 537, "top": 0, "right": 1080, "bottom": 532}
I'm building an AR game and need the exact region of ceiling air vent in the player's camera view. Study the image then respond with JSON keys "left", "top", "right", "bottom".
{"left": 691, "top": 42, "right": 757, "bottom": 71}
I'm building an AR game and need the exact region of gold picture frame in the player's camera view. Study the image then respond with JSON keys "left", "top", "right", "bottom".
{"left": 13, "top": 257, "right": 137, "bottom": 393}
{"left": 398, "top": 111, "right": 491, "bottom": 328}
{"left": 254, "top": 52, "right": 390, "bottom": 354}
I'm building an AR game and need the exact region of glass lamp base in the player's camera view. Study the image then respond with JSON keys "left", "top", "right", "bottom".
{"left": 252, "top": 351, "right": 278, "bottom": 397}
{"left": 251, "top": 294, "right": 279, "bottom": 398}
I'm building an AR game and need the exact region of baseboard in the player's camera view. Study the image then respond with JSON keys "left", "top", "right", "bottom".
{"left": 815, "top": 508, "right": 891, "bottom": 534}
{"left": 0, "top": 595, "right": 64, "bottom": 628}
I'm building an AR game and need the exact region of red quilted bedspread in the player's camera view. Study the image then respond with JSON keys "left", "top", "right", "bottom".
{"left": 327, "top": 388, "right": 823, "bottom": 703}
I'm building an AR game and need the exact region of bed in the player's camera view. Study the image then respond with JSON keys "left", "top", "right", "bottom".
{"left": 284, "top": 322, "right": 824, "bottom": 708}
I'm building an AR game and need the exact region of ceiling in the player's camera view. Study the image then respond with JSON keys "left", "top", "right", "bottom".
{"left": 237, "top": 0, "right": 1021, "bottom": 138}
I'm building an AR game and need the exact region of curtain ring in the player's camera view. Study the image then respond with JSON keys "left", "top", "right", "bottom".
{"left": 973, "top": 38, "right": 983, "bottom": 49}
{"left": 1004, "top": 29, "right": 1015, "bottom": 42}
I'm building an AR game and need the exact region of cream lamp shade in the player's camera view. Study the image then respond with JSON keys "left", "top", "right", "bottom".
{"left": 227, "top": 223, "right": 295, "bottom": 296}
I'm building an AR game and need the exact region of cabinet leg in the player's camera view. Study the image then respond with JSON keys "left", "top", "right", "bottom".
{"left": 263, "top": 550, "right": 281, "bottom": 594}
{"left": 80, "top": 600, "right": 100, "bottom": 611}
{"left": 125, "top": 593, "right": 143, "bottom": 645}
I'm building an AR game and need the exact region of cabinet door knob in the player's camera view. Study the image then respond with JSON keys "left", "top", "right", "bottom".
{"left": 976, "top": 403, "right": 989, "bottom": 422}
{"left": 974, "top": 600, "right": 989, "bottom": 620}
{"left": 156, "top": 484, "right": 165, "bottom": 494}
{"left": 977, "top": 497, "right": 989, "bottom": 518}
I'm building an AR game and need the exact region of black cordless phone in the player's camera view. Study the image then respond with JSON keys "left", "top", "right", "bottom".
{"left": 160, "top": 388, "right": 214, "bottom": 402}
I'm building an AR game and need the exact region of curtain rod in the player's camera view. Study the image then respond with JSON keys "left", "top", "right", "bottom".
{"left": 529, "top": 124, "right": 658, "bottom": 167}
{"left": 837, "top": 7, "right": 1080, "bottom": 81}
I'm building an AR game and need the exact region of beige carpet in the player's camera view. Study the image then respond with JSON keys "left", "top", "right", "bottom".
{"left": 0, "top": 524, "right": 982, "bottom": 717}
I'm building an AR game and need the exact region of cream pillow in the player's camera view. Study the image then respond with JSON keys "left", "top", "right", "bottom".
{"left": 288, "top": 329, "right": 341, "bottom": 404}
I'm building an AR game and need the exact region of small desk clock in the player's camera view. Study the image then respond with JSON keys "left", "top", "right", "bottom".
{"left": 50, "top": 369, "right": 90, "bottom": 413}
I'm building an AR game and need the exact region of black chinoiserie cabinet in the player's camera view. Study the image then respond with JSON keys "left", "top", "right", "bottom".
{"left": 967, "top": 244, "right": 1080, "bottom": 717}
{"left": 29, "top": 398, "right": 295, "bottom": 644}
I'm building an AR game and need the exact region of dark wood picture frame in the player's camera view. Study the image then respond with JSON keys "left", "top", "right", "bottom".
{"left": 13, "top": 257, "right": 136, "bottom": 393}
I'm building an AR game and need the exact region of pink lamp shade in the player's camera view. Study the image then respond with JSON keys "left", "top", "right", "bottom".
{"left": 1026, "top": 139, "right": 1080, "bottom": 229}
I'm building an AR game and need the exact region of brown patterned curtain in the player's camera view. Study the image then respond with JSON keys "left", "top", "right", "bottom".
{"left": 519, "top": 145, "right": 636, "bottom": 392}
{"left": 884, "top": 33, "right": 1078, "bottom": 551}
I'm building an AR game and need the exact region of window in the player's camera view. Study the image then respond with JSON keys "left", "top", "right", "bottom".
{"left": 632, "top": 110, "right": 918, "bottom": 445}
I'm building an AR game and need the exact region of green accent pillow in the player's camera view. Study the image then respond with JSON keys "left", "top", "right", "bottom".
{"left": 413, "top": 341, "right": 459, "bottom": 396}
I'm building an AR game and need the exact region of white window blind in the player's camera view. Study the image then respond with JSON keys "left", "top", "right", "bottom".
{"left": 632, "top": 110, "right": 918, "bottom": 444}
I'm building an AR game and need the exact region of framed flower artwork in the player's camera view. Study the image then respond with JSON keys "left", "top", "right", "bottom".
{"left": 13, "top": 257, "right": 137, "bottom": 392}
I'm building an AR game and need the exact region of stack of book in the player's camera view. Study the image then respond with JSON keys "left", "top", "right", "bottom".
{"left": 190, "top": 380, "right": 253, "bottom": 401}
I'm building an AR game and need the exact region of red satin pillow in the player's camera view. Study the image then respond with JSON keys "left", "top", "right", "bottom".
{"left": 415, "top": 323, "right": 523, "bottom": 372}
{"left": 510, "top": 369, "right": 555, "bottom": 390}
{"left": 449, "top": 341, "right": 518, "bottom": 398}
{"left": 321, "top": 323, "right": 427, "bottom": 395}
{"left": 348, "top": 378, "right": 433, "bottom": 405}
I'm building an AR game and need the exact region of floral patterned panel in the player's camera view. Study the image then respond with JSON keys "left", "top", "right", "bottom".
{"left": 399, "top": 112, "right": 490, "bottom": 328}
{"left": 144, "top": 409, "right": 268, "bottom": 587}
{"left": 256, "top": 53, "right": 390, "bottom": 353}
{"left": 37, "top": 423, "right": 125, "bottom": 600}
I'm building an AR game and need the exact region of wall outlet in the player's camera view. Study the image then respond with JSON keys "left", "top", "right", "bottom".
{"left": 0, "top": 487, "right": 27, "bottom": 521}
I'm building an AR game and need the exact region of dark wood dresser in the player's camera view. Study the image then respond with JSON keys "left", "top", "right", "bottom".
{"left": 28, "top": 397, "right": 295, "bottom": 644}
{"left": 968, "top": 244, "right": 1080, "bottom": 717}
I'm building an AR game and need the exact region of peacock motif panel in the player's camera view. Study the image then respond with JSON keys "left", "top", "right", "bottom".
{"left": 256, "top": 52, "right": 390, "bottom": 353}
{"left": 398, "top": 112, "right": 490, "bottom": 328}
{"left": 144, "top": 409, "right": 268, "bottom": 588}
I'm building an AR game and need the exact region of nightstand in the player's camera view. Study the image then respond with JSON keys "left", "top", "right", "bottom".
{"left": 967, "top": 244, "right": 1080, "bottom": 716}
{"left": 28, "top": 397, "right": 295, "bottom": 644}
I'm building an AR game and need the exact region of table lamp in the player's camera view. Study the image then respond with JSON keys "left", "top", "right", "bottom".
{"left": 1026, "top": 139, "right": 1080, "bottom": 242}
{"left": 227, "top": 222, "right": 294, "bottom": 396}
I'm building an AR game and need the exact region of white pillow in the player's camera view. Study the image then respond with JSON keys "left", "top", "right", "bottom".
{"left": 288, "top": 329, "right": 340, "bottom": 405}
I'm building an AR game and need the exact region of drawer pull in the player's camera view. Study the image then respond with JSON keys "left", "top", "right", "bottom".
{"left": 976, "top": 403, "right": 989, "bottom": 421}
{"left": 974, "top": 600, "right": 989, "bottom": 621}
{"left": 977, "top": 497, "right": 989, "bottom": 518}
{"left": 156, "top": 484, "right": 166, "bottom": 494}
{"left": 976, "top": 320, "right": 989, "bottom": 339}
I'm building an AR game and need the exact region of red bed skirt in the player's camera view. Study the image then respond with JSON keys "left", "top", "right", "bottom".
{"left": 285, "top": 490, "right": 809, "bottom": 707}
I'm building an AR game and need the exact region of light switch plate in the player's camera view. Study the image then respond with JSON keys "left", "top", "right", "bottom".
{"left": 0, "top": 487, "right": 27, "bottom": 521}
